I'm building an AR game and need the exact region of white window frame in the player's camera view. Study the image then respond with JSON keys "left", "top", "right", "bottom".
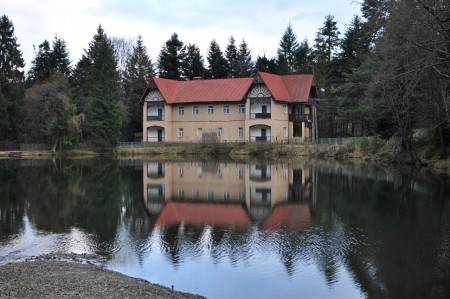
{"left": 283, "top": 127, "right": 288, "bottom": 138}
{"left": 178, "top": 106, "right": 185, "bottom": 115}
{"left": 178, "top": 128, "right": 184, "bottom": 137}
{"left": 223, "top": 104, "right": 230, "bottom": 114}
{"left": 178, "top": 167, "right": 183, "bottom": 177}
{"left": 283, "top": 104, "right": 288, "bottom": 114}
{"left": 192, "top": 106, "right": 199, "bottom": 115}
{"left": 218, "top": 127, "right": 223, "bottom": 137}
{"left": 197, "top": 128, "right": 203, "bottom": 137}
{"left": 223, "top": 191, "right": 230, "bottom": 201}
{"left": 239, "top": 104, "right": 245, "bottom": 114}
{"left": 207, "top": 105, "right": 214, "bottom": 115}
{"left": 238, "top": 127, "right": 243, "bottom": 138}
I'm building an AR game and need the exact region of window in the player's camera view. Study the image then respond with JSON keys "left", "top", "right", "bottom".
{"left": 208, "top": 105, "right": 214, "bottom": 115}
{"left": 177, "top": 189, "right": 185, "bottom": 200}
{"left": 283, "top": 104, "right": 288, "bottom": 114}
{"left": 239, "top": 167, "right": 244, "bottom": 179}
{"left": 192, "top": 189, "right": 200, "bottom": 200}
{"left": 218, "top": 127, "right": 223, "bottom": 137}
{"left": 239, "top": 104, "right": 245, "bottom": 114}
{"left": 304, "top": 106, "right": 310, "bottom": 115}
{"left": 197, "top": 128, "right": 203, "bottom": 137}
{"left": 192, "top": 106, "right": 199, "bottom": 115}
{"left": 239, "top": 192, "right": 245, "bottom": 201}
{"left": 178, "top": 167, "right": 184, "bottom": 177}
{"left": 178, "top": 128, "right": 184, "bottom": 137}
{"left": 223, "top": 105, "right": 230, "bottom": 114}
{"left": 207, "top": 191, "right": 214, "bottom": 201}
{"left": 238, "top": 127, "right": 243, "bottom": 138}
{"left": 178, "top": 106, "right": 185, "bottom": 115}
{"left": 283, "top": 127, "right": 288, "bottom": 138}
{"left": 223, "top": 192, "right": 230, "bottom": 201}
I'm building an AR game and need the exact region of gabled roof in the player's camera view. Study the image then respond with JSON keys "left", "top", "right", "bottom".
{"left": 153, "top": 77, "right": 254, "bottom": 104}
{"left": 263, "top": 203, "right": 311, "bottom": 231}
{"left": 258, "top": 72, "right": 315, "bottom": 103}
{"left": 142, "top": 72, "right": 316, "bottom": 104}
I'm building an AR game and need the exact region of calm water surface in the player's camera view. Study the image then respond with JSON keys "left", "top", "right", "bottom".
{"left": 0, "top": 159, "right": 449, "bottom": 299}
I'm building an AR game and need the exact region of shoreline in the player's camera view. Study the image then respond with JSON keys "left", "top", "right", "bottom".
{"left": 1, "top": 142, "right": 449, "bottom": 174}
{"left": 0, "top": 254, "right": 203, "bottom": 299}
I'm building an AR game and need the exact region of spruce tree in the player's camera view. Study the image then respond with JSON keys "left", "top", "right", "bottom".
{"left": 27, "top": 40, "right": 52, "bottom": 84}
{"left": 237, "top": 39, "right": 254, "bottom": 77}
{"left": 123, "top": 35, "right": 153, "bottom": 140}
{"left": 207, "top": 40, "right": 228, "bottom": 79}
{"left": 158, "top": 33, "right": 184, "bottom": 79}
{"left": 314, "top": 15, "right": 340, "bottom": 64}
{"left": 338, "top": 16, "right": 368, "bottom": 72}
{"left": 255, "top": 55, "right": 278, "bottom": 73}
{"left": 181, "top": 43, "right": 205, "bottom": 80}
{"left": 0, "top": 15, "right": 25, "bottom": 140}
{"left": 277, "top": 24, "right": 299, "bottom": 74}
{"left": 85, "top": 26, "right": 122, "bottom": 146}
{"left": 0, "top": 90, "right": 8, "bottom": 135}
{"left": 225, "top": 36, "right": 239, "bottom": 78}
{"left": 50, "top": 36, "right": 71, "bottom": 77}
{"left": 295, "top": 39, "right": 313, "bottom": 73}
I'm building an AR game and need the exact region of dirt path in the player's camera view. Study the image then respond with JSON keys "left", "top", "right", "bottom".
{"left": 0, "top": 260, "right": 203, "bottom": 298}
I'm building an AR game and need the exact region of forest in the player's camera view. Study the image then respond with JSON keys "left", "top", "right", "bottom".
{"left": 0, "top": 0, "right": 448, "bottom": 160}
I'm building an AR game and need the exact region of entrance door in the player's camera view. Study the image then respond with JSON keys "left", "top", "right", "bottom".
{"left": 157, "top": 129, "right": 163, "bottom": 142}
{"left": 261, "top": 105, "right": 267, "bottom": 114}
{"left": 261, "top": 128, "right": 267, "bottom": 141}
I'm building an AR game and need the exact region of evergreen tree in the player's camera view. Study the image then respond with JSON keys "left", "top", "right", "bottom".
{"left": 237, "top": 39, "right": 254, "bottom": 77}
{"left": 123, "top": 35, "right": 153, "bottom": 140}
{"left": 0, "top": 90, "right": 8, "bottom": 135}
{"left": 181, "top": 43, "right": 205, "bottom": 80}
{"left": 255, "top": 55, "right": 278, "bottom": 73}
{"left": 157, "top": 33, "right": 184, "bottom": 79}
{"left": 277, "top": 24, "right": 299, "bottom": 74}
{"left": 50, "top": 36, "right": 71, "bottom": 77}
{"left": 85, "top": 26, "right": 122, "bottom": 146}
{"left": 27, "top": 40, "right": 52, "bottom": 84}
{"left": 314, "top": 15, "right": 340, "bottom": 64}
{"left": 295, "top": 39, "right": 313, "bottom": 73}
{"left": 338, "top": 16, "right": 368, "bottom": 73}
{"left": 225, "top": 36, "right": 239, "bottom": 78}
{"left": 0, "top": 15, "right": 25, "bottom": 140}
{"left": 22, "top": 73, "right": 77, "bottom": 150}
{"left": 207, "top": 39, "right": 228, "bottom": 79}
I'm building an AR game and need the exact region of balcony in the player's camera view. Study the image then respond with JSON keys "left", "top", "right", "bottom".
{"left": 289, "top": 114, "right": 311, "bottom": 123}
{"left": 147, "top": 115, "right": 164, "bottom": 121}
{"left": 250, "top": 112, "right": 271, "bottom": 119}
{"left": 249, "top": 136, "right": 271, "bottom": 142}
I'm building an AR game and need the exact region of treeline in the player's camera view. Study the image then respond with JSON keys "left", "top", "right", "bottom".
{"left": 0, "top": 0, "right": 449, "bottom": 155}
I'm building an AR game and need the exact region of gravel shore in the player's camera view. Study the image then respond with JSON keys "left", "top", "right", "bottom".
{"left": 0, "top": 260, "right": 203, "bottom": 298}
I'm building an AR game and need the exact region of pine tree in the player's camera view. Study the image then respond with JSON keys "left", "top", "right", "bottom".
{"left": 295, "top": 39, "right": 312, "bottom": 73}
{"left": 255, "top": 55, "right": 277, "bottom": 73}
{"left": 277, "top": 24, "right": 299, "bottom": 74}
{"left": 207, "top": 40, "right": 228, "bottom": 79}
{"left": 27, "top": 40, "right": 52, "bottom": 84}
{"left": 181, "top": 43, "right": 205, "bottom": 80}
{"left": 237, "top": 39, "right": 254, "bottom": 77}
{"left": 50, "top": 36, "right": 71, "bottom": 77}
{"left": 85, "top": 26, "right": 122, "bottom": 146}
{"left": 0, "top": 15, "right": 25, "bottom": 140}
{"left": 225, "top": 36, "right": 239, "bottom": 78}
{"left": 314, "top": 15, "right": 340, "bottom": 64}
{"left": 123, "top": 35, "right": 153, "bottom": 140}
{"left": 158, "top": 33, "right": 184, "bottom": 79}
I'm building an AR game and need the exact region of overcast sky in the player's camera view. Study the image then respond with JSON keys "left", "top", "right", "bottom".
{"left": 3, "top": 0, "right": 361, "bottom": 70}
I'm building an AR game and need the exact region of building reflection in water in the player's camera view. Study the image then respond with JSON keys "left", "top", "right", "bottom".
{"left": 143, "top": 161, "right": 316, "bottom": 231}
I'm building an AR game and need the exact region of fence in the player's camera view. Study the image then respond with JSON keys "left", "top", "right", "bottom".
{"left": 317, "top": 136, "right": 400, "bottom": 146}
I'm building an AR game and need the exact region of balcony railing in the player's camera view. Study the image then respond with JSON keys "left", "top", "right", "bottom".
{"left": 289, "top": 114, "right": 311, "bottom": 123}
{"left": 249, "top": 136, "right": 272, "bottom": 142}
{"left": 250, "top": 112, "right": 271, "bottom": 119}
{"left": 147, "top": 137, "right": 165, "bottom": 142}
{"left": 147, "top": 115, "right": 164, "bottom": 121}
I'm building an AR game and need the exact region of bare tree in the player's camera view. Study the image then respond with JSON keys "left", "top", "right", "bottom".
{"left": 110, "top": 37, "right": 135, "bottom": 78}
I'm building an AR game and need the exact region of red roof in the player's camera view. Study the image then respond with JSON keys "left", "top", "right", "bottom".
{"left": 258, "top": 72, "right": 314, "bottom": 103}
{"left": 153, "top": 77, "right": 254, "bottom": 104}
{"left": 155, "top": 202, "right": 252, "bottom": 229}
{"left": 145, "top": 72, "right": 315, "bottom": 104}
{"left": 263, "top": 203, "right": 311, "bottom": 231}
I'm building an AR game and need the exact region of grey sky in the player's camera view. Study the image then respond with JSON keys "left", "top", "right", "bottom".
{"left": 2, "top": 0, "right": 360, "bottom": 70}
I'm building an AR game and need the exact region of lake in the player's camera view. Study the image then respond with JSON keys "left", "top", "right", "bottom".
{"left": 0, "top": 159, "right": 449, "bottom": 299}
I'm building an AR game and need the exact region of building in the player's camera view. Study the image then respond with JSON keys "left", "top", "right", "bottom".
{"left": 141, "top": 72, "right": 319, "bottom": 143}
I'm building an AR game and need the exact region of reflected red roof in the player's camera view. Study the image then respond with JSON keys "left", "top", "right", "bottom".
{"left": 263, "top": 203, "right": 312, "bottom": 231}
{"left": 153, "top": 77, "right": 254, "bottom": 104}
{"left": 155, "top": 202, "right": 252, "bottom": 229}
{"left": 144, "top": 72, "right": 316, "bottom": 104}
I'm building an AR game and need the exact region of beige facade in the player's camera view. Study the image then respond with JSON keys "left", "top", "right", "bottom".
{"left": 143, "top": 161, "right": 316, "bottom": 221}
{"left": 143, "top": 84, "right": 314, "bottom": 143}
